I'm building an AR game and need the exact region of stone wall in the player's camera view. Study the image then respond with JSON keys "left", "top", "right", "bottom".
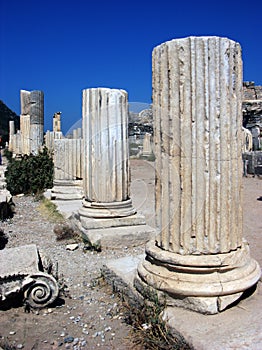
{"left": 243, "top": 81, "right": 262, "bottom": 100}
{"left": 243, "top": 82, "right": 262, "bottom": 129}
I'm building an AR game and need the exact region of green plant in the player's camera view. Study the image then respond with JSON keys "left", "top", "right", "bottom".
{"left": 5, "top": 147, "right": 54, "bottom": 195}
{"left": 3, "top": 148, "right": 13, "bottom": 161}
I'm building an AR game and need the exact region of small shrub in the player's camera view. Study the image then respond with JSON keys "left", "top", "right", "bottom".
{"left": 5, "top": 147, "right": 54, "bottom": 196}
{"left": 54, "top": 223, "right": 78, "bottom": 241}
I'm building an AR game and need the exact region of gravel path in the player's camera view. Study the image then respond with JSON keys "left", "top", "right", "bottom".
{"left": 0, "top": 194, "right": 145, "bottom": 350}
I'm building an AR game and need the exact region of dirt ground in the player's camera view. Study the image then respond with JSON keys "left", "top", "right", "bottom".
{"left": 0, "top": 159, "right": 261, "bottom": 350}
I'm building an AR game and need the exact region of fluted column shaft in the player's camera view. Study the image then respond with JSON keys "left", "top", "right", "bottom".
{"left": 82, "top": 88, "right": 129, "bottom": 202}
{"left": 135, "top": 37, "right": 260, "bottom": 314}
{"left": 20, "top": 115, "right": 30, "bottom": 155}
{"left": 81, "top": 88, "right": 135, "bottom": 218}
{"left": 54, "top": 139, "right": 82, "bottom": 180}
{"left": 9, "top": 121, "right": 15, "bottom": 152}
{"left": 154, "top": 36, "right": 243, "bottom": 255}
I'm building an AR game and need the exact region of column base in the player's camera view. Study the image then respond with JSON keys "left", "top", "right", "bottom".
{"left": 79, "top": 198, "right": 136, "bottom": 218}
{"left": 51, "top": 180, "right": 84, "bottom": 200}
{"left": 70, "top": 199, "right": 156, "bottom": 250}
{"left": 134, "top": 238, "right": 261, "bottom": 314}
{"left": 74, "top": 198, "right": 144, "bottom": 230}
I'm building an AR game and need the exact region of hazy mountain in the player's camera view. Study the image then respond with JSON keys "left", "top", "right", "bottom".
{"left": 0, "top": 100, "right": 20, "bottom": 145}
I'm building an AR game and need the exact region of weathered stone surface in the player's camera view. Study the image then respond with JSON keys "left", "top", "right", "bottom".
{"left": 75, "top": 211, "right": 146, "bottom": 230}
{"left": 0, "top": 244, "right": 39, "bottom": 277}
{"left": 80, "top": 225, "right": 155, "bottom": 250}
{"left": 51, "top": 180, "right": 84, "bottom": 201}
{"left": 53, "top": 112, "right": 61, "bottom": 132}
{"left": 20, "top": 115, "right": 30, "bottom": 155}
{"left": 8, "top": 121, "right": 15, "bottom": 152}
{"left": 242, "top": 151, "right": 262, "bottom": 174}
{"left": 142, "top": 133, "right": 153, "bottom": 157}
{"left": 51, "top": 138, "right": 83, "bottom": 200}
{"left": 102, "top": 255, "right": 144, "bottom": 306}
{"left": 135, "top": 36, "right": 261, "bottom": 313}
{"left": 53, "top": 139, "right": 82, "bottom": 181}
{"left": 82, "top": 88, "right": 133, "bottom": 206}
{"left": 0, "top": 244, "right": 59, "bottom": 308}
{"left": 44, "top": 130, "right": 63, "bottom": 152}
{"left": 21, "top": 90, "right": 44, "bottom": 155}
{"left": 9, "top": 90, "right": 44, "bottom": 156}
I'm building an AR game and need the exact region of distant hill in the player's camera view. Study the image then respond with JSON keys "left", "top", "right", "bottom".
{"left": 0, "top": 100, "right": 20, "bottom": 146}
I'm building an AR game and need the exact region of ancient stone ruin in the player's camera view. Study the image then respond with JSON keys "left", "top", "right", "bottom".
{"left": 242, "top": 82, "right": 262, "bottom": 175}
{"left": 243, "top": 81, "right": 262, "bottom": 130}
{"left": 0, "top": 244, "right": 59, "bottom": 309}
{"left": 51, "top": 138, "right": 83, "bottom": 200}
{"left": 134, "top": 36, "right": 261, "bottom": 314}
{"left": 2, "top": 35, "right": 261, "bottom": 322}
{"left": 71, "top": 87, "right": 155, "bottom": 249}
{"left": 9, "top": 90, "right": 44, "bottom": 156}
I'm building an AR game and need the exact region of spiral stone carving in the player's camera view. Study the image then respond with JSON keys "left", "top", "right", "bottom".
{"left": 24, "top": 272, "right": 59, "bottom": 308}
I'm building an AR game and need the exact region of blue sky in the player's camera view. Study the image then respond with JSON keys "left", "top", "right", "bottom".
{"left": 1, "top": 0, "right": 262, "bottom": 134}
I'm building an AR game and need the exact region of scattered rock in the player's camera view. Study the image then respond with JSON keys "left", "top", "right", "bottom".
{"left": 66, "top": 243, "right": 79, "bottom": 251}
{"left": 64, "top": 336, "right": 74, "bottom": 343}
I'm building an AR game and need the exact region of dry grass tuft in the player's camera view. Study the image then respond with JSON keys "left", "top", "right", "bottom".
{"left": 37, "top": 197, "right": 64, "bottom": 223}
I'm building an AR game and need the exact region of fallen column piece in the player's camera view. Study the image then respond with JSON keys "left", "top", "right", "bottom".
{"left": 0, "top": 244, "right": 59, "bottom": 309}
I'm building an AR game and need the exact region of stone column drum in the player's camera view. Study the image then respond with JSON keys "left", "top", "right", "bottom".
{"left": 135, "top": 36, "right": 261, "bottom": 314}
{"left": 20, "top": 90, "right": 44, "bottom": 155}
{"left": 142, "top": 133, "right": 153, "bottom": 157}
{"left": 20, "top": 115, "right": 31, "bottom": 155}
{"left": 79, "top": 88, "right": 136, "bottom": 219}
{"left": 51, "top": 138, "right": 83, "bottom": 200}
{"left": 29, "top": 90, "right": 44, "bottom": 154}
{"left": 8, "top": 121, "right": 15, "bottom": 152}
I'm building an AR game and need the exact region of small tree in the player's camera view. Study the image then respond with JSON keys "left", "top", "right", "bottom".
{"left": 5, "top": 148, "right": 54, "bottom": 196}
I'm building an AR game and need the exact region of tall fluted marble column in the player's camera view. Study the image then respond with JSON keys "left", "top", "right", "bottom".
{"left": 135, "top": 36, "right": 261, "bottom": 314}
{"left": 79, "top": 88, "right": 136, "bottom": 220}
{"left": 9, "top": 121, "right": 15, "bottom": 152}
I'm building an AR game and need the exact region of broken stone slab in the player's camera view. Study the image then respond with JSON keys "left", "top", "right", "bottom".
{"left": 101, "top": 255, "right": 144, "bottom": 307}
{"left": 76, "top": 224, "right": 156, "bottom": 250}
{"left": 0, "top": 244, "right": 59, "bottom": 308}
{"left": 73, "top": 210, "right": 146, "bottom": 230}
